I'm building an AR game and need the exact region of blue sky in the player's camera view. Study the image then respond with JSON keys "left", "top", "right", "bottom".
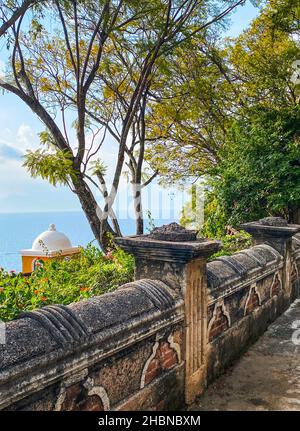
{"left": 0, "top": 1, "right": 259, "bottom": 216}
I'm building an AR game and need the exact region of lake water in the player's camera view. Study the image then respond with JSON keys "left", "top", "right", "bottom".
{"left": 0, "top": 211, "right": 176, "bottom": 272}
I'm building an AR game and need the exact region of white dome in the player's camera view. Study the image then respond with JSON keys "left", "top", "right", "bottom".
{"left": 31, "top": 224, "right": 72, "bottom": 252}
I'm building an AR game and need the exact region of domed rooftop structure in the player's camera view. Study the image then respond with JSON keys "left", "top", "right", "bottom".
{"left": 20, "top": 224, "right": 80, "bottom": 257}
{"left": 32, "top": 224, "right": 72, "bottom": 252}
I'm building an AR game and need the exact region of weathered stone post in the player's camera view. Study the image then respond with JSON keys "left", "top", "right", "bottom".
{"left": 115, "top": 223, "right": 220, "bottom": 404}
{"left": 241, "top": 217, "right": 300, "bottom": 306}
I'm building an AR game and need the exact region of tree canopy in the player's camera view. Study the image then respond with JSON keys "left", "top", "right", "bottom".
{"left": 0, "top": 0, "right": 246, "bottom": 248}
{"left": 152, "top": 0, "right": 300, "bottom": 232}
{"left": 0, "top": 0, "right": 41, "bottom": 37}
{"left": 148, "top": 1, "right": 299, "bottom": 174}
{"left": 203, "top": 106, "right": 300, "bottom": 236}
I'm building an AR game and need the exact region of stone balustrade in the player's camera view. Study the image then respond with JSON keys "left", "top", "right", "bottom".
{"left": 0, "top": 220, "right": 299, "bottom": 411}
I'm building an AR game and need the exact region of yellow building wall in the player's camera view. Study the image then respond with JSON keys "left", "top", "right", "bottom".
{"left": 22, "top": 256, "right": 50, "bottom": 274}
{"left": 22, "top": 252, "right": 80, "bottom": 274}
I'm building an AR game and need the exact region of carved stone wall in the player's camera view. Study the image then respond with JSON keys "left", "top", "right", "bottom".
{"left": 0, "top": 279, "right": 184, "bottom": 411}
{"left": 0, "top": 227, "right": 300, "bottom": 411}
{"left": 206, "top": 239, "right": 300, "bottom": 381}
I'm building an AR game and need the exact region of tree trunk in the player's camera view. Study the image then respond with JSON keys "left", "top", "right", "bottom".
{"left": 132, "top": 182, "right": 144, "bottom": 235}
{"left": 135, "top": 211, "right": 144, "bottom": 235}
{"left": 72, "top": 174, "right": 116, "bottom": 251}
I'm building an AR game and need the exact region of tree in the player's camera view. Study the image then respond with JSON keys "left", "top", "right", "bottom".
{"left": 204, "top": 0, "right": 300, "bottom": 229}
{"left": 268, "top": 0, "right": 300, "bottom": 36}
{"left": 145, "top": 40, "right": 237, "bottom": 185}
{"left": 0, "top": 0, "right": 38, "bottom": 38}
{"left": 204, "top": 106, "right": 300, "bottom": 232}
{"left": 146, "top": 0, "right": 300, "bottom": 182}
{"left": 151, "top": 0, "right": 300, "bottom": 234}
{"left": 228, "top": 0, "right": 300, "bottom": 110}
{"left": 0, "top": 0, "right": 245, "bottom": 249}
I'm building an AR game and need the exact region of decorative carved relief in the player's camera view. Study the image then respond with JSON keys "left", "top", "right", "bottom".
{"left": 55, "top": 377, "right": 110, "bottom": 411}
{"left": 207, "top": 301, "right": 230, "bottom": 342}
{"left": 245, "top": 284, "right": 261, "bottom": 315}
{"left": 167, "top": 334, "right": 181, "bottom": 364}
{"left": 140, "top": 338, "right": 179, "bottom": 389}
{"left": 270, "top": 272, "right": 282, "bottom": 297}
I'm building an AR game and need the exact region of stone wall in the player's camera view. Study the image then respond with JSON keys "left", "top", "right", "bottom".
{"left": 0, "top": 280, "right": 184, "bottom": 411}
{"left": 207, "top": 245, "right": 284, "bottom": 379}
{"left": 292, "top": 234, "right": 300, "bottom": 300}
{"left": 0, "top": 221, "right": 300, "bottom": 411}
{"left": 206, "top": 228, "right": 300, "bottom": 381}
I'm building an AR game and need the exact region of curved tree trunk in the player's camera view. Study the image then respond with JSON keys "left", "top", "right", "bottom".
{"left": 72, "top": 174, "right": 116, "bottom": 251}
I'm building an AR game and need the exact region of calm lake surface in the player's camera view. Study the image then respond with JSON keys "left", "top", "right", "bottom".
{"left": 0, "top": 211, "right": 176, "bottom": 272}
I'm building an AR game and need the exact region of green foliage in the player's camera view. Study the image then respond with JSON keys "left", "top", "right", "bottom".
{"left": 145, "top": 42, "right": 231, "bottom": 184}
{"left": 228, "top": 2, "right": 300, "bottom": 111}
{"left": 200, "top": 185, "right": 228, "bottom": 238}
{"left": 180, "top": 186, "right": 252, "bottom": 259}
{"left": 146, "top": 210, "right": 156, "bottom": 232}
{"left": 146, "top": 0, "right": 300, "bottom": 188}
{"left": 89, "top": 159, "right": 107, "bottom": 177}
{"left": 38, "top": 130, "right": 57, "bottom": 148}
{"left": 23, "top": 148, "right": 76, "bottom": 186}
{"left": 266, "top": 0, "right": 300, "bottom": 35}
{"left": 208, "top": 231, "right": 252, "bottom": 261}
{"left": 0, "top": 244, "right": 134, "bottom": 322}
{"left": 179, "top": 2, "right": 300, "bottom": 243}
{"left": 210, "top": 106, "right": 300, "bottom": 227}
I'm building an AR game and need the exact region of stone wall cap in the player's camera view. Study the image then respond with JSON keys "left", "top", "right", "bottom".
{"left": 115, "top": 235, "right": 221, "bottom": 262}
{"left": 241, "top": 220, "right": 300, "bottom": 236}
{"left": 259, "top": 217, "right": 288, "bottom": 227}
{"left": 116, "top": 234, "right": 217, "bottom": 248}
{"left": 207, "top": 244, "right": 282, "bottom": 291}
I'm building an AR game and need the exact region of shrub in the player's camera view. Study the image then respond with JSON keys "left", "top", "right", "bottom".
{"left": 207, "top": 106, "right": 300, "bottom": 229}
{"left": 180, "top": 191, "right": 252, "bottom": 260}
{"left": 208, "top": 230, "right": 252, "bottom": 261}
{"left": 0, "top": 244, "right": 134, "bottom": 322}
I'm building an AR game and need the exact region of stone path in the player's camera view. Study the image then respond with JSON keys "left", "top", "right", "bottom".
{"left": 191, "top": 299, "right": 300, "bottom": 411}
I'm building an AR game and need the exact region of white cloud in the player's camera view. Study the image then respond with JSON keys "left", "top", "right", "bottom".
{"left": 16, "top": 123, "right": 37, "bottom": 151}
{"left": 0, "top": 123, "right": 38, "bottom": 166}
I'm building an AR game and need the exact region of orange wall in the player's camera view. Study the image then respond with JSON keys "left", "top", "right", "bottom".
{"left": 22, "top": 252, "right": 80, "bottom": 273}
{"left": 22, "top": 256, "right": 50, "bottom": 274}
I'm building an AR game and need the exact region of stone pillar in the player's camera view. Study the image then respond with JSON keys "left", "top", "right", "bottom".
{"left": 115, "top": 223, "right": 220, "bottom": 404}
{"left": 241, "top": 217, "right": 300, "bottom": 305}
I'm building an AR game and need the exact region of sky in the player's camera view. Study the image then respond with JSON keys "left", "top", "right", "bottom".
{"left": 0, "top": 1, "right": 259, "bottom": 217}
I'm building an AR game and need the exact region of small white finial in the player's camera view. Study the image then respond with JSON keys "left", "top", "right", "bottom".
{"left": 49, "top": 224, "right": 56, "bottom": 231}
